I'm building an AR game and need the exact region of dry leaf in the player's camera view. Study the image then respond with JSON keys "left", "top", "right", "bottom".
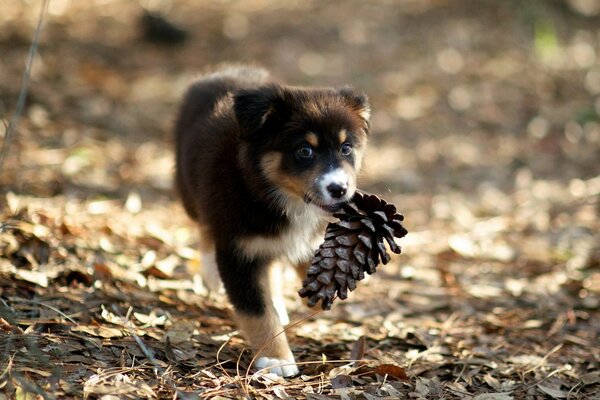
{"left": 165, "top": 320, "right": 195, "bottom": 344}
{"left": 362, "top": 393, "right": 388, "bottom": 400}
{"left": 84, "top": 373, "right": 156, "bottom": 398}
{"left": 537, "top": 384, "right": 569, "bottom": 398}
{"left": 272, "top": 385, "right": 290, "bottom": 399}
{"left": 483, "top": 373, "right": 502, "bottom": 391}
{"left": 373, "top": 364, "right": 408, "bottom": 381}
{"left": 415, "top": 378, "right": 429, "bottom": 396}
{"left": 15, "top": 386, "right": 37, "bottom": 400}
{"left": 14, "top": 269, "right": 49, "bottom": 287}
{"left": 581, "top": 371, "right": 600, "bottom": 385}
{"left": 143, "top": 265, "right": 170, "bottom": 279}
{"left": 134, "top": 311, "right": 167, "bottom": 327}
{"left": 93, "top": 263, "right": 114, "bottom": 281}
{"left": 71, "top": 325, "right": 123, "bottom": 338}
{"left": 350, "top": 335, "right": 366, "bottom": 361}
{"left": 100, "top": 305, "right": 126, "bottom": 326}
{"left": 331, "top": 374, "right": 353, "bottom": 389}
{"left": 473, "top": 394, "right": 513, "bottom": 400}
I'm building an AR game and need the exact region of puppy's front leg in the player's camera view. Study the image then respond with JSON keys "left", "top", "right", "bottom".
{"left": 216, "top": 246, "right": 299, "bottom": 377}
{"left": 269, "top": 261, "right": 290, "bottom": 325}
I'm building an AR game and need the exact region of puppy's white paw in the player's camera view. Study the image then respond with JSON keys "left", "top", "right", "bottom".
{"left": 254, "top": 357, "right": 299, "bottom": 378}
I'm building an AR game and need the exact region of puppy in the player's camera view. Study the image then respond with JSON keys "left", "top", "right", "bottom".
{"left": 174, "top": 66, "right": 370, "bottom": 377}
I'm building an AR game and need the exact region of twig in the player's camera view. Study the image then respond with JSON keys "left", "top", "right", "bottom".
{"left": 0, "top": 118, "right": 7, "bottom": 139}
{"left": 378, "top": 373, "right": 388, "bottom": 389}
{"left": 453, "top": 362, "right": 468, "bottom": 384}
{"left": 567, "top": 381, "right": 582, "bottom": 400}
{"left": 0, "top": 0, "right": 49, "bottom": 174}
{"left": 215, "top": 331, "right": 236, "bottom": 380}
{"left": 523, "top": 364, "right": 573, "bottom": 391}
{"left": 0, "top": 353, "right": 15, "bottom": 382}
{"left": 7, "top": 298, "right": 78, "bottom": 324}
{"left": 524, "top": 343, "right": 563, "bottom": 375}
{"left": 235, "top": 346, "right": 245, "bottom": 385}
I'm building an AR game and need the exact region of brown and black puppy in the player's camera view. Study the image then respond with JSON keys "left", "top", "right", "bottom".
{"left": 175, "top": 66, "right": 370, "bottom": 377}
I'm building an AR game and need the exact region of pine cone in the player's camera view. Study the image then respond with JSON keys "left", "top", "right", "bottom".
{"left": 298, "top": 191, "right": 408, "bottom": 310}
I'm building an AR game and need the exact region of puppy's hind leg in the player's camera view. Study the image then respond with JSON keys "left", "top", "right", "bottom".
{"left": 200, "top": 251, "right": 223, "bottom": 293}
{"left": 198, "top": 227, "right": 223, "bottom": 293}
{"left": 216, "top": 246, "right": 299, "bottom": 378}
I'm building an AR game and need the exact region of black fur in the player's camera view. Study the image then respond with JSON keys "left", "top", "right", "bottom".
{"left": 216, "top": 243, "right": 269, "bottom": 315}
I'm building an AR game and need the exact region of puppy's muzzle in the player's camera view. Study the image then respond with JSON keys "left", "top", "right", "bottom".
{"left": 319, "top": 168, "right": 352, "bottom": 204}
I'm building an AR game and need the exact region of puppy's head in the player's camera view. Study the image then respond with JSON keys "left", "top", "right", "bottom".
{"left": 234, "top": 84, "right": 370, "bottom": 213}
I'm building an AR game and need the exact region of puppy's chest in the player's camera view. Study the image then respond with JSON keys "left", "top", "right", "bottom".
{"left": 238, "top": 208, "right": 326, "bottom": 264}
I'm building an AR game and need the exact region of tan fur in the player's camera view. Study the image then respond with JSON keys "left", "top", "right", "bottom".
{"left": 280, "top": 176, "right": 309, "bottom": 198}
{"left": 260, "top": 152, "right": 283, "bottom": 182}
{"left": 352, "top": 132, "right": 368, "bottom": 172}
{"left": 260, "top": 152, "right": 314, "bottom": 199}
{"left": 236, "top": 268, "right": 294, "bottom": 360}
{"left": 338, "top": 129, "right": 347, "bottom": 144}
{"left": 237, "top": 313, "right": 294, "bottom": 360}
{"left": 358, "top": 105, "right": 371, "bottom": 122}
{"left": 305, "top": 132, "right": 319, "bottom": 148}
{"left": 213, "top": 95, "right": 234, "bottom": 119}
{"left": 293, "top": 261, "right": 309, "bottom": 278}
{"left": 198, "top": 226, "right": 214, "bottom": 252}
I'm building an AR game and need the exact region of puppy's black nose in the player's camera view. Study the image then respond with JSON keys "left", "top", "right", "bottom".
{"left": 327, "top": 183, "right": 347, "bottom": 199}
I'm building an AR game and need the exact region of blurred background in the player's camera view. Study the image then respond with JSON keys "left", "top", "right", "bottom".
{"left": 1, "top": 0, "right": 599, "bottom": 397}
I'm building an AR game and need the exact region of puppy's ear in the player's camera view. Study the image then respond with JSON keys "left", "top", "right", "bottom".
{"left": 234, "top": 85, "right": 285, "bottom": 139}
{"left": 339, "top": 86, "right": 371, "bottom": 128}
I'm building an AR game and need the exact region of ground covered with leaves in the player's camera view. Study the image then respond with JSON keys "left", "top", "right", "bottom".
{"left": 1, "top": 1, "right": 599, "bottom": 399}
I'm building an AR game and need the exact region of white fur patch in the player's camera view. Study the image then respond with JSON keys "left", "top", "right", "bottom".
{"left": 238, "top": 200, "right": 325, "bottom": 265}
{"left": 272, "top": 296, "right": 290, "bottom": 326}
{"left": 319, "top": 168, "right": 349, "bottom": 204}
{"left": 269, "top": 264, "right": 290, "bottom": 325}
{"left": 255, "top": 357, "right": 299, "bottom": 378}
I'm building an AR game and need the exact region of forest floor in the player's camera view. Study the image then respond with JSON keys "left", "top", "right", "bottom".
{"left": 0, "top": 1, "right": 599, "bottom": 398}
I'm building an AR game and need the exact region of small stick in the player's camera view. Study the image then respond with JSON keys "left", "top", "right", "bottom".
{"left": 0, "top": 0, "right": 49, "bottom": 174}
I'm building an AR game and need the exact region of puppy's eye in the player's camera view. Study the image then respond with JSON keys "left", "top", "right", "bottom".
{"left": 340, "top": 143, "right": 353, "bottom": 156}
{"left": 297, "top": 145, "right": 314, "bottom": 158}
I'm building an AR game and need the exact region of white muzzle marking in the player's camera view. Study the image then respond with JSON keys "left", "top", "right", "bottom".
{"left": 319, "top": 168, "right": 349, "bottom": 204}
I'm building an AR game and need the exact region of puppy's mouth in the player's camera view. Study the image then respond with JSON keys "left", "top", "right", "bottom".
{"left": 303, "top": 194, "right": 347, "bottom": 214}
